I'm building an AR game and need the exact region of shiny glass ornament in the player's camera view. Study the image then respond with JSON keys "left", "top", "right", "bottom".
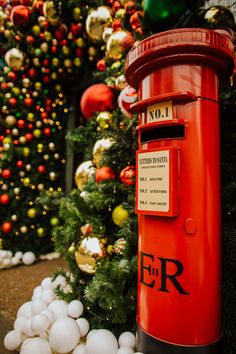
{"left": 75, "top": 236, "right": 106, "bottom": 274}
{"left": 86, "top": 6, "right": 112, "bottom": 42}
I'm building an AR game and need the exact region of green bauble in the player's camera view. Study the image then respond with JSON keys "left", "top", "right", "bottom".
{"left": 144, "top": 0, "right": 189, "bottom": 28}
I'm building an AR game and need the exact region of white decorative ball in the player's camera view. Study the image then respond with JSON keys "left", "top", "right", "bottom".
{"left": 133, "top": 352, "right": 144, "bottom": 354}
{"left": 67, "top": 300, "right": 84, "bottom": 318}
{"left": 2, "top": 258, "right": 11, "bottom": 266}
{"left": 86, "top": 329, "right": 118, "bottom": 354}
{"left": 48, "top": 299, "right": 68, "bottom": 319}
{"left": 14, "top": 317, "right": 27, "bottom": 332}
{"left": 76, "top": 318, "right": 89, "bottom": 337}
{"left": 49, "top": 317, "right": 81, "bottom": 353}
{"left": 86, "top": 329, "right": 97, "bottom": 340}
{"left": 118, "top": 332, "right": 136, "bottom": 349}
{"left": 117, "top": 347, "right": 134, "bottom": 354}
{"left": 20, "top": 337, "right": 52, "bottom": 354}
{"left": 41, "top": 277, "right": 53, "bottom": 289}
{"left": 15, "top": 251, "right": 23, "bottom": 259}
{"left": 22, "top": 252, "right": 36, "bottom": 265}
{"left": 7, "top": 250, "right": 13, "bottom": 257}
{"left": 23, "top": 319, "right": 34, "bottom": 337}
{"left": 17, "top": 301, "right": 33, "bottom": 318}
{"left": 31, "top": 314, "right": 50, "bottom": 334}
{"left": 72, "top": 343, "right": 87, "bottom": 354}
{"left": 52, "top": 275, "right": 67, "bottom": 288}
{"left": 41, "top": 289, "right": 56, "bottom": 304}
{"left": 33, "top": 285, "right": 42, "bottom": 295}
{"left": 11, "top": 256, "right": 20, "bottom": 266}
{"left": 31, "top": 300, "right": 47, "bottom": 315}
{"left": 4, "top": 330, "right": 22, "bottom": 350}
{"left": 41, "top": 309, "right": 56, "bottom": 324}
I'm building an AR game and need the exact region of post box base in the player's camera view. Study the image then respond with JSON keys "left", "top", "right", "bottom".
{"left": 136, "top": 326, "right": 222, "bottom": 354}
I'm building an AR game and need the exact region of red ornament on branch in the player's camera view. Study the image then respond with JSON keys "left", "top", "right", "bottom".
{"left": 2, "top": 221, "right": 13, "bottom": 234}
{"left": 96, "top": 167, "right": 116, "bottom": 183}
{"left": 120, "top": 165, "right": 135, "bottom": 186}
{"left": 80, "top": 83, "right": 115, "bottom": 120}
{"left": 10, "top": 5, "right": 30, "bottom": 27}
{"left": 0, "top": 194, "right": 10, "bottom": 205}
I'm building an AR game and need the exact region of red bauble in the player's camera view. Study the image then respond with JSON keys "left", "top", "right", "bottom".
{"left": 120, "top": 165, "right": 136, "bottom": 186}
{"left": 44, "top": 128, "right": 51, "bottom": 136}
{"left": 17, "top": 119, "right": 25, "bottom": 129}
{"left": 2, "top": 169, "right": 12, "bottom": 179}
{"left": 10, "top": 5, "right": 30, "bottom": 27}
{"left": 24, "top": 97, "right": 34, "bottom": 107}
{"left": 16, "top": 160, "right": 24, "bottom": 168}
{"left": 28, "top": 68, "right": 37, "bottom": 78}
{"left": 80, "top": 84, "right": 115, "bottom": 120}
{"left": 0, "top": 194, "right": 10, "bottom": 205}
{"left": 8, "top": 71, "right": 17, "bottom": 81}
{"left": 96, "top": 59, "right": 106, "bottom": 71}
{"left": 96, "top": 167, "right": 116, "bottom": 183}
{"left": 9, "top": 97, "right": 17, "bottom": 107}
{"left": 38, "top": 165, "right": 46, "bottom": 174}
{"left": 26, "top": 35, "right": 34, "bottom": 44}
{"left": 2, "top": 221, "right": 13, "bottom": 234}
{"left": 25, "top": 132, "right": 33, "bottom": 141}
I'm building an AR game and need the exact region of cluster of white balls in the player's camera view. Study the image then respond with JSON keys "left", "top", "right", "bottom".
{"left": 4, "top": 274, "right": 144, "bottom": 354}
{"left": 0, "top": 250, "right": 36, "bottom": 269}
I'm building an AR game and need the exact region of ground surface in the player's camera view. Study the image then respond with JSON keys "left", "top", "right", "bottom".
{"left": 0, "top": 257, "right": 67, "bottom": 354}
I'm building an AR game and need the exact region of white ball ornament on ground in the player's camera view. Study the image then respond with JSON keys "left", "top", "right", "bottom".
{"left": 48, "top": 299, "right": 68, "bottom": 319}
{"left": 41, "top": 309, "right": 56, "bottom": 324}
{"left": 20, "top": 337, "right": 52, "bottom": 354}
{"left": 31, "top": 313, "right": 50, "bottom": 334}
{"left": 23, "top": 319, "right": 34, "bottom": 337}
{"left": 41, "top": 277, "right": 53, "bottom": 289}
{"left": 72, "top": 344, "right": 87, "bottom": 354}
{"left": 86, "top": 329, "right": 118, "bottom": 354}
{"left": 49, "top": 317, "right": 81, "bottom": 353}
{"left": 22, "top": 251, "right": 36, "bottom": 265}
{"left": 117, "top": 347, "right": 134, "bottom": 354}
{"left": 76, "top": 317, "right": 89, "bottom": 337}
{"left": 17, "top": 301, "right": 33, "bottom": 318}
{"left": 41, "top": 289, "right": 56, "bottom": 304}
{"left": 118, "top": 331, "right": 136, "bottom": 349}
{"left": 4, "top": 329, "right": 22, "bottom": 351}
{"left": 67, "top": 300, "right": 84, "bottom": 318}
{"left": 14, "top": 317, "right": 27, "bottom": 332}
{"left": 31, "top": 299, "right": 47, "bottom": 314}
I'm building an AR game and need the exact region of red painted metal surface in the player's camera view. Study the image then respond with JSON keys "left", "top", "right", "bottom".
{"left": 125, "top": 28, "right": 234, "bottom": 347}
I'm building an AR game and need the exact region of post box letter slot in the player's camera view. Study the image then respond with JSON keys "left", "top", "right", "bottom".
{"left": 141, "top": 124, "right": 185, "bottom": 144}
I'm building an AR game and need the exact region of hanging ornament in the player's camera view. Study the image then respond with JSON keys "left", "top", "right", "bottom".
{"left": 86, "top": 6, "right": 112, "bottom": 42}
{"left": 120, "top": 165, "right": 135, "bottom": 186}
{"left": 203, "top": 6, "right": 235, "bottom": 27}
{"left": 93, "top": 137, "right": 115, "bottom": 167}
{"left": 115, "top": 74, "right": 126, "bottom": 90}
{"left": 80, "top": 83, "right": 115, "bottom": 119}
{"left": 5, "top": 115, "right": 16, "bottom": 126}
{"left": 96, "top": 166, "right": 116, "bottom": 183}
{"left": 143, "top": 0, "right": 189, "bottom": 29}
{"left": 2, "top": 221, "right": 13, "bottom": 234}
{"left": 0, "top": 194, "right": 10, "bottom": 205}
{"left": 27, "top": 208, "right": 37, "bottom": 218}
{"left": 1, "top": 169, "right": 12, "bottom": 179}
{"left": 10, "top": 5, "right": 30, "bottom": 27}
{"left": 74, "top": 160, "right": 96, "bottom": 191}
{"left": 117, "top": 85, "right": 138, "bottom": 117}
{"left": 112, "top": 204, "right": 129, "bottom": 227}
{"left": 5, "top": 48, "right": 24, "bottom": 69}
{"left": 75, "top": 236, "right": 106, "bottom": 274}
{"left": 43, "top": 1, "right": 59, "bottom": 26}
{"left": 96, "top": 111, "right": 112, "bottom": 129}
{"left": 106, "top": 30, "right": 128, "bottom": 60}
{"left": 114, "top": 237, "right": 126, "bottom": 255}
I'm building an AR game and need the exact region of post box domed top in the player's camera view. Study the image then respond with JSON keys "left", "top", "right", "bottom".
{"left": 125, "top": 28, "right": 235, "bottom": 89}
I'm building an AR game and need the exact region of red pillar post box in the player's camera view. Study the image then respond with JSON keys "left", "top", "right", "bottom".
{"left": 125, "top": 28, "right": 234, "bottom": 353}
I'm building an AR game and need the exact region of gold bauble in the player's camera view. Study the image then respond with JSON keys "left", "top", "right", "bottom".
{"left": 203, "top": 6, "right": 235, "bottom": 26}
{"left": 75, "top": 236, "right": 106, "bottom": 274}
{"left": 93, "top": 138, "right": 114, "bottom": 167}
{"left": 5, "top": 48, "right": 24, "bottom": 69}
{"left": 106, "top": 30, "right": 128, "bottom": 60}
{"left": 0, "top": 11, "right": 6, "bottom": 26}
{"left": 86, "top": 6, "right": 112, "bottom": 42}
{"left": 43, "top": 1, "right": 60, "bottom": 26}
{"left": 74, "top": 160, "right": 96, "bottom": 191}
{"left": 96, "top": 111, "right": 112, "bottom": 129}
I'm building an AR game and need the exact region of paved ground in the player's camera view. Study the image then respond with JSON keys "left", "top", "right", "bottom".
{"left": 0, "top": 257, "right": 67, "bottom": 354}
